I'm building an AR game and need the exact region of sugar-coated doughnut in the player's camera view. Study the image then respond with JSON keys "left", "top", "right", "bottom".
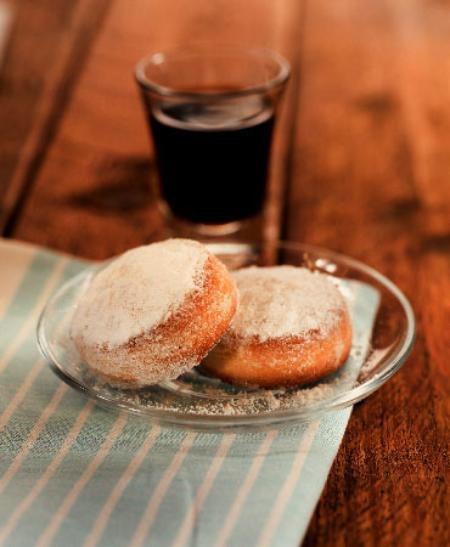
{"left": 71, "top": 239, "right": 237, "bottom": 387}
{"left": 202, "top": 266, "right": 352, "bottom": 388}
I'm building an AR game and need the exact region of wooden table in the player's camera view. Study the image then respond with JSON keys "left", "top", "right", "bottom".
{"left": 1, "top": 1, "right": 449, "bottom": 545}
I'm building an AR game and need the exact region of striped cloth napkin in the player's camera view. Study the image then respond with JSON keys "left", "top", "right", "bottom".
{"left": 0, "top": 238, "right": 379, "bottom": 547}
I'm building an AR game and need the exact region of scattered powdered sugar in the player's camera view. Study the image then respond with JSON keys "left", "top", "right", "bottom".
{"left": 229, "top": 266, "right": 346, "bottom": 341}
{"left": 71, "top": 239, "right": 209, "bottom": 348}
{"left": 73, "top": 343, "right": 365, "bottom": 417}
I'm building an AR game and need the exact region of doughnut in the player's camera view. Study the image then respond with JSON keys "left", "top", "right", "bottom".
{"left": 202, "top": 266, "right": 352, "bottom": 388}
{"left": 71, "top": 239, "right": 237, "bottom": 387}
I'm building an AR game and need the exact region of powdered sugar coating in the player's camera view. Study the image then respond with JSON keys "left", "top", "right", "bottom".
{"left": 230, "top": 266, "right": 346, "bottom": 341}
{"left": 71, "top": 239, "right": 209, "bottom": 348}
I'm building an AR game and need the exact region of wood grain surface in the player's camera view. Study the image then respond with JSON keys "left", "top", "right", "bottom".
{"left": 0, "top": 0, "right": 111, "bottom": 233}
{"left": 289, "top": 2, "right": 450, "bottom": 545}
{"left": 1, "top": 0, "right": 449, "bottom": 545}
{"left": 4, "top": 0, "right": 303, "bottom": 258}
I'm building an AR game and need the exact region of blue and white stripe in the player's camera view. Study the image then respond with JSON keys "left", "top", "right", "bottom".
{"left": 0, "top": 238, "right": 378, "bottom": 547}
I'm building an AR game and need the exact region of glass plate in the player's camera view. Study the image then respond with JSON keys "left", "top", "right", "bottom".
{"left": 37, "top": 241, "right": 415, "bottom": 431}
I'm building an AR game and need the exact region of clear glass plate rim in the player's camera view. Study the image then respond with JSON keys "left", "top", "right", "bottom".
{"left": 36, "top": 241, "right": 416, "bottom": 427}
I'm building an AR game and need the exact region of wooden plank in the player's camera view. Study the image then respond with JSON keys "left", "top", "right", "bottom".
{"left": 10, "top": 0, "right": 304, "bottom": 260}
{"left": 286, "top": 1, "right": 449, "bottom": 545}
{"left": 0, "top": 0, "right": 112, "bottom": 232}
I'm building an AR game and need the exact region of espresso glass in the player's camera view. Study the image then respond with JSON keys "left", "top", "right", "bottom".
{"left": 135, "top": 46, "right": 290, "bottom": 236}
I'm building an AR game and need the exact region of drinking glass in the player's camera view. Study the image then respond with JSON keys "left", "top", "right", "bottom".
{"left": 135, "top": 46, "right": 290, "bottom": 236}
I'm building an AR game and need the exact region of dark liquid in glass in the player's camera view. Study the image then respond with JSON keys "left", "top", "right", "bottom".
{"left": 149, "top": 97, "right": 275, "bottom": 225}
